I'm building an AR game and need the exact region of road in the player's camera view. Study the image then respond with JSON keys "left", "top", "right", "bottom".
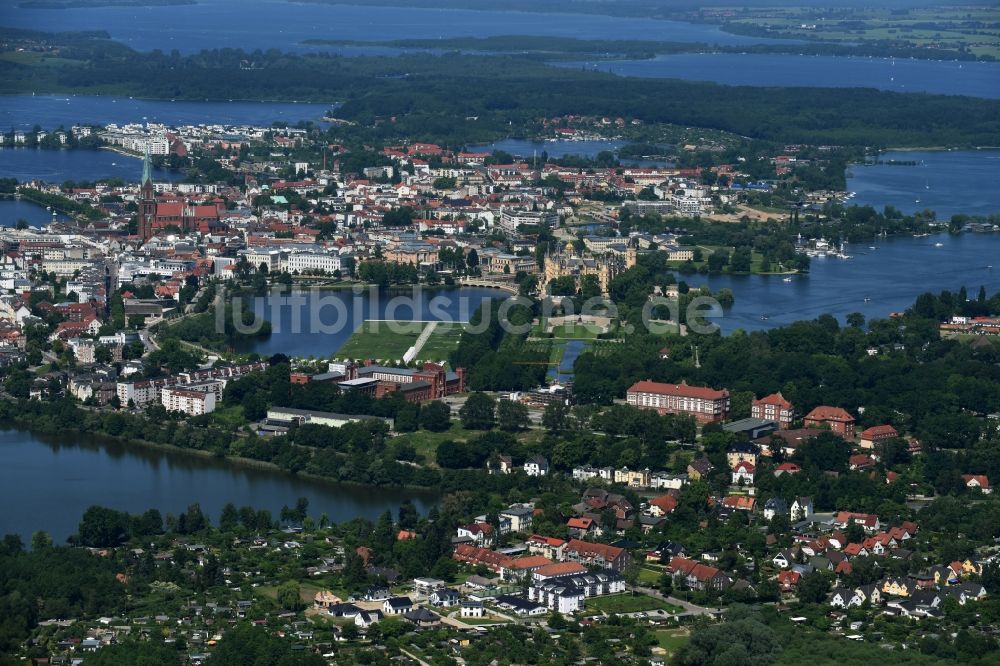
{"left": 634, "top": 585, "right": 724, "bottom": 618}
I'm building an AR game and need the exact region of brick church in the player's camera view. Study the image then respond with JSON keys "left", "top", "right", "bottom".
{"left": 138, "top": 150, "right": 225, "bottom": 241}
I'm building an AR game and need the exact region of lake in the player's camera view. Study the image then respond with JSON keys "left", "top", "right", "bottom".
{"left": 558, "top": 54, "right": 1000, "bottom": 99}
{"left": 1, "top": 0, "right": 789, "bottom": 54}
{"left": 847, "top": 150, "right": 1000, "bottom": 219}
{"left": 0, "top": 147, "right": 184, "bottom": 185}
{"left": 233, "top": 286, "right": 501, "bottom": 358}
{"left": 0, "top": 199, "right": 70, "bottom": 228}
{"left": 0, "top": 428, "right": 438, "bottom": 544}
{"left": 0, "top": 95, "right": 334, "bottom": 132}
{"left": 694, "top": 232, "right": 1000, "bottom": 334}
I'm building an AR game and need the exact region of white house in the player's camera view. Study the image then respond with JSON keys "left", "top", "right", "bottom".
{"left": 791, "top": 496, "right": 813, "bottom": 521}
{"left": 524, "top": 456, "right": 549, "bottom": 477}
{"left": 382, "top": 597, "right": 412, "bottom": 615}
{"left": 731, "top": 461, "right": 755, "bottom": 485}
{"left": 460, "top": 600, "right": 484, "bottom": 619}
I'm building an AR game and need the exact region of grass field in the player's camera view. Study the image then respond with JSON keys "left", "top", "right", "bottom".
{"left": 638, "top": 567, "right": 664, "bottom": 585}
{"left": 655, "top": 629, "right": 689, "bottom": 653}
{"left": 550, "top": 322, "right": 601, "bottom": 339}
{"left": 336, "top": 320, "right": 466, "bottom": 362}
{"left": 584, "top": 593, "right": 681, "bottom": 615}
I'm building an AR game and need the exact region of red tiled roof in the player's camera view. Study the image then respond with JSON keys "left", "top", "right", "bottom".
{"left": 534, "top": 562, "right": 587, "bottom": 578}
{"left": 755, "top": 392, "right": 792, "bottom": 409}
{"left": 508, "top": 556, "right": 553, "bottom": 570}
{"left": 627, "top": 380, "right": 728, "bottom": 401}
{"left": 564, "top": 539, "right": 625, "bottom": 563}
{"left": 861, "top": 424, "right": 898, "bottom": 439}
{"left": 804, "top": 406, "right": 854, "bottom": 422}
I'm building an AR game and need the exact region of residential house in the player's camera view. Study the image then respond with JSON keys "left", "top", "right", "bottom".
{"left": 791, "top": 497, "right": 813, "bottom": 522}
{"left": 687, "top": 457, "right": 715, "bottom": 481}
{"left": 726, "top": 442, "right": 761, "bottom": 468}
{"left": 962, "top": 474, "right": 991, "bottom": 494}
{"left": 731, "top": 460, "right": 756, "bottom": 486}
{"left": 567, "top": 517, "right": 598, "bottom": 539}
{"left": 382, "top": 597, "right": 413, "bottom": 615}
{"left": 524, "top": 456, "right": 549, "bottom": 477}
{"left": 456, "top": 522, "right": 495, "bottom": 546}
{"left": 648, "top": 494, "right": 678, "bottom": 517}
{"left": 460, "top": 600, "right": 485, "bottom": 618}
{"left": 429, "top": 588, "right": 461, "bottom": 607}
{"left": 763, "top": 497, "right": 788, "bottom": 521}
{"left": 354, "top": 609, "right": 383, "bottom": 629}
{"left": 499, "top": 505, "right": 534, "bottom": 534}
{"left": 667, "top": 556, "right": 732, "bottom": 591}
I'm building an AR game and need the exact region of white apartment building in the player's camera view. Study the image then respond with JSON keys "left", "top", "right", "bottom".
{"left": 161, "top": 386, "right": 216, "bottom": 415}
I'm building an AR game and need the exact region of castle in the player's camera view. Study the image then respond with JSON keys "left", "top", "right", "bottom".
{"left": 539, "top": 241, "right": 636, "bottom": 296}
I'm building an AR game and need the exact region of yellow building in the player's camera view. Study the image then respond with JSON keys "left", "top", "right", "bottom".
{"left": 540, "top": 242, "right": 626, "bottom": 296}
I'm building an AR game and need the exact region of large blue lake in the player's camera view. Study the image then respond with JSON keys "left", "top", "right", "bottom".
{"left": 559, "top": 54, "right": 1000, "bottom": 99}
{"left": 847, "top": 150, "right": 1000, "bottom": 219}
{"left": 700, "top": 233, "right": 1000, "bottom": 334}
{"left": 0, "top": 147, "right": 184, "bottom": 184}
{"left": 1, "top": 0, "right": 787, "bottom": 53}
{"left": 2, "top": 2, "right": 996, "bottom": 99}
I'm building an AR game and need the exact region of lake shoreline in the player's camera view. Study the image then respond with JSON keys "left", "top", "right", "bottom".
{"left": 0, "top": 417, "right": 443, "bottom": 497}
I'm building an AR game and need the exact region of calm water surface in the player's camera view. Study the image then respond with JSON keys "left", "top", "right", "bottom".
{"left": 0, "top": 147, "right": 184, "bottom": 184}
{"left": 559, "top": 54, "right": 1000, "bottom": 99}
{"left": 0, "top": 428, "right": 438, "bottom": 544}
{"left": 1, "top": 0, "right": 790, "bottom": 53}
{"left": 847, "top": 150, "right": 1000, "bottom": 219}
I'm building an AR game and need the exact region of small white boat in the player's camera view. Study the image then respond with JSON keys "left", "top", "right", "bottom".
{"left": 783, "top": 277, "right": 793, "bottom": 282}
{"left": 934, "top": 242, "right": 944, "bottom": 247}
{"left": 869, "top": 246, "right": 877, "bottom": 250}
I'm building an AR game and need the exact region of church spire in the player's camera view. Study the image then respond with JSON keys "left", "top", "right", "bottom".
{"left": 141, "top": 146, "right": 153, "bottom": 188}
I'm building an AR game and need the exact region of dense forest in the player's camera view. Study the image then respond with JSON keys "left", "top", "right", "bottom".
{"left": 2, "top": 30, "right": 999, "bottom": 147}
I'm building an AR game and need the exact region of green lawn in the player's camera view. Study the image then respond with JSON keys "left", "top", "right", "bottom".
{"left": 551, "top": 322, "right": 601, "bottom": 339}
{"left": 655, "top": 629, "right": 689, "bottom": 653}
{"left": 208, "top": 405, "right": 245, "bottom": 428}
{"left": 638, "top": 567, "right": 664, "bottom": 585}
{"left": 583, "top": 593, "right": 680, "bottom": 615}
{"left": 336, "top": 320, "right": 466, "bottom": 362}
{"left": 417, "top": 322, "right": 467, "bottom": 361}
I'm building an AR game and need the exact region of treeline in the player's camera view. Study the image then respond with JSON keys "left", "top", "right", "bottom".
{"left": 18, "top": 187, "right": 103, "bottom": 220}
{"left": 324, "top": 34, "right": 987, "bottom": 62}
{"left": 449, "top": 300, "right": 549, "bottom": 390}
{"left": 3, "top": 33, "right": 1000, "bottom": 147}
{"left": 573, "top": 291, "right": 1000, "bottom": 493}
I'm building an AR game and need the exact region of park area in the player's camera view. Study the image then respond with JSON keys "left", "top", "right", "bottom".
{"left": 335, "top": 320, "right": 466, "bottom": 363}
{"left": 583, "top": 593, "right": 682, "bottom": 616}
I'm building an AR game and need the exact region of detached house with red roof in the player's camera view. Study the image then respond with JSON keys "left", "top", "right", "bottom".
{"left": 751, "top": 392, "right": 794, "bottom": 429}
{"left": 962, "top": 474, "right": 991, "bottom": 494}
{"left": 803, "top": 406, "right": 855, "bottom": 439}
{"left": 626, "top": 380, "right": 730, "bottom": 423}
